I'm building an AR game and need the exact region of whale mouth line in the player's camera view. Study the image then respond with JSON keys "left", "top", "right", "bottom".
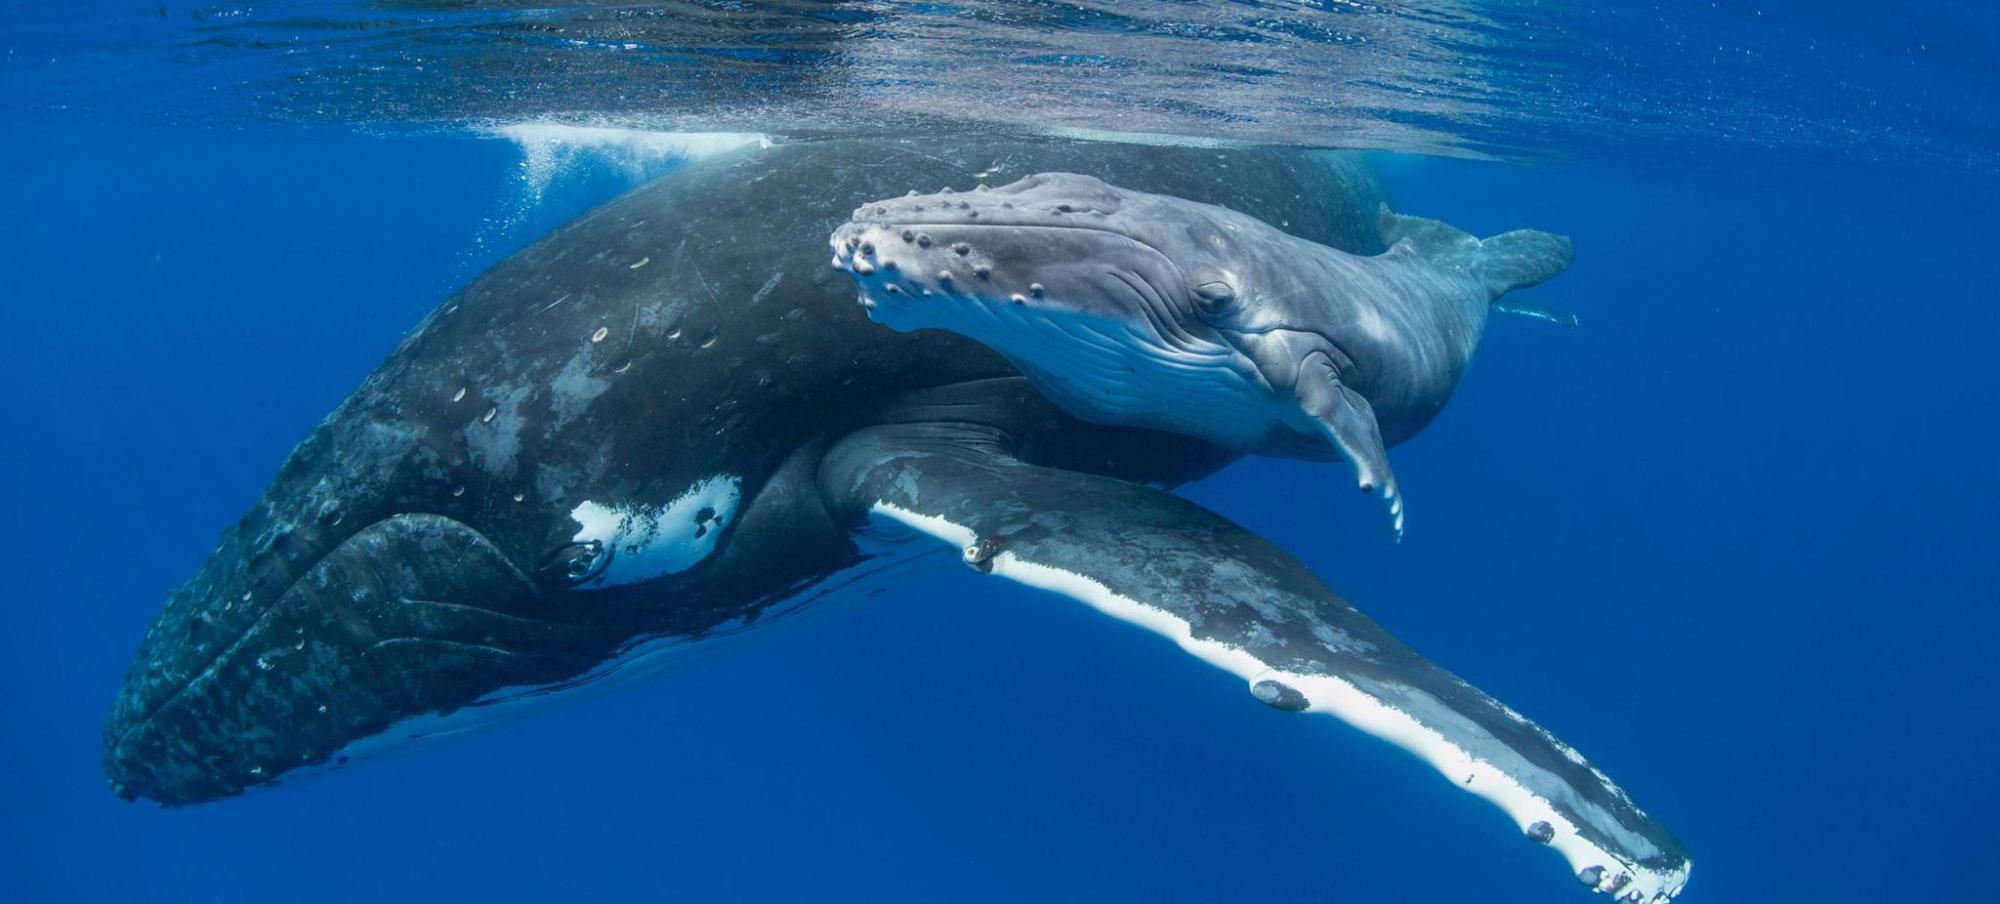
{"left": 833, "top": 219, "right": 1196, "bottom": 357}
{"left": 854, "top": 219, "right": 1154, "bottom": 244}
{"left": 833, "top": 220, "right": 1184, "bottom": 296}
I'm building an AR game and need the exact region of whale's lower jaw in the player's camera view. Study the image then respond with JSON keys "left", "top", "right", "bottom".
{"left": 831, "top": 231, "right": 1324, "bottom": 459}
{"left": 878, "top": 289, "right": 1284, "bottom": 449}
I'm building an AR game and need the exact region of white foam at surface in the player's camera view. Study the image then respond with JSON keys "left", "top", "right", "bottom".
{"left": 869, "top": 500, "right": 1690, "bottom": 902}
{"left": 1032, "top": 125, "right": 1255, "bottom": 149}
{"left": 488, "top": 121, "right": 772, "bottom": 201}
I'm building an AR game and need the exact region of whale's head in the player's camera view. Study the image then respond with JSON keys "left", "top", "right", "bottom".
{"left": 101, "top": 482, "right": 626, "bottom": 806}
{"left": 829, "top": 172, "right": 1352, "bottom": 459}
{"left": 101, "top": 359, "right": 652, "bottom": 806}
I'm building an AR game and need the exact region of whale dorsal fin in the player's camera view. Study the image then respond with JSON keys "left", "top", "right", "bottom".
{"left": 1377, "top": 203, "right": 1573, "bottom": 300}
{"left": 1378, "top": 202, "right": 1480, "bottom": 258}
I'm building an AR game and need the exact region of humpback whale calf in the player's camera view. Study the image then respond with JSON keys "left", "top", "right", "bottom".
{"left": 104, "top": 139, "right": 1687, "bottom": 901}
{"left": 832, "top": 173, "right": 1573, "bottom": 536}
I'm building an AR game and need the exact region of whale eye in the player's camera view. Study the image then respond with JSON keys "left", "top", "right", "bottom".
{"left": 540, "top": 540, "right": 610, "bottom": 587}
{"left": 1189, "top": 267, "right": 1239, "bottom": 318}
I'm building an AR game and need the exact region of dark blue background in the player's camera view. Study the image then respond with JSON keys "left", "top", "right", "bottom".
{"left": 3, "top": 121, "right": 1996, "bottom": 903}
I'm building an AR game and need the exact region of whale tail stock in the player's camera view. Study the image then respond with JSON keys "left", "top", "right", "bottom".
{"left": 1376, "top": 203, "right": 1574, "bottom": 303}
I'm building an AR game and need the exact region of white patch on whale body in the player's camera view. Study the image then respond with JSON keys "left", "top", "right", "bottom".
{"left": 304, "top": 505, "right": 945, "bottom": 790}
{"left": 549, "top": 350, "right": 612, "bottom": 427}
{"left": 464, "top": 383, "right": 534, "bottom": 478}
{"left": 1352, "top": 303, "right": 1395, "bottom": 342}
{"left": 868, "top": 500, "right": 1692, "bottom": 903}
{"left": 569, "top": 475, "right": 744, "bottom": 587}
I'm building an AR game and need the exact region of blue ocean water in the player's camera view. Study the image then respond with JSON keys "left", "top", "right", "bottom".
{"left": 3, "top": 3, "right": 1997, "bottom": 902}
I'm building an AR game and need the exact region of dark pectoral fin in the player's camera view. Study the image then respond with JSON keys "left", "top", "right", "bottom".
{"left": 821, "top": 422, "right": 1690, "bottom": 901}
{"left": 1298, "top": 352, "right": 1403, "bottom": 538}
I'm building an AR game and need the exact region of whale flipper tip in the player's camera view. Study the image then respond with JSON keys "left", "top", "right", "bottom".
{"left": 1299, "top": 351, "right": 1403, "bottom": 538}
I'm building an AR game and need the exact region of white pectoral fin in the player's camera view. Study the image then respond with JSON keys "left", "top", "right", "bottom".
{"left": 1495, "top": 300, "right": 1581, "bottom": 327}
{"left": 1297, "top": 352, "right": 1403, "bottom": 538}
{"left": 823, "top": 421, "right": 1689, "bottom": 902}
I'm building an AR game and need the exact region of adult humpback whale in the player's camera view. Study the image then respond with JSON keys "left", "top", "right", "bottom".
{"left": 103, "top": 138, "right": 1687, "bottom": 901}
{"left": 832, "top": 173, "right": 1573, "bottom": 536}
